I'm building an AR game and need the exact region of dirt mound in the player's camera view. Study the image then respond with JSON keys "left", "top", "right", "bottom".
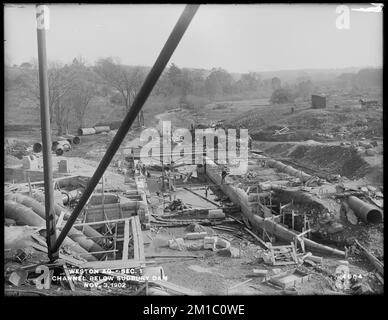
{"left": 288, "top": 145, "right": 370, "bottom": 179}
{"left": 225, "top": 113, "right": 266, "bottom": 130}
{"left": 250, "top": 129, "right": 314, "bottom": 142}
{"left": 264, "top": 143, "right": 297, "bottom": 157}
{"left": 281, "top": 109, "right": 352, "bottom": 129}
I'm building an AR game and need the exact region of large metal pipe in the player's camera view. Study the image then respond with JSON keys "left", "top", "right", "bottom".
{"left": 94, "top": 126, "right": 110, "bottom": 133}
{"left": 52, "top": 5, "right": 199, "bottom": 254}
{"left": 267, "top": 159, "right": 312, "bottom": 182}
{"left": 33, "top": 136, "right": 80, "bottom": 154}
{"left": 31, "top": 190, "right": 69, "bottom": 218}
{"left": 57, "top": 136, "right": 73, "bottom": 145}
{"left": 33, "top": 142, "right": 42, "bottom": 153}
{"left": 78, "top": 128, "right": 96, "bottom": 136}
{"left": 60, "top": 135, "right": 81, "bottom": 145}
{"left": 30, "top": 190, "right": 105, "bottom": 244}
{"left": 4, "top": 200, "right": 96, "bottom": 260}
{"left": 347, "top": 196, "right": 383, "bottom": 223}
{"left": 4, "top": 200, "right": 46, "bottom": 226}
{"left": 4, "top": 194, "right": 105, "bottom": 258}
{"left": 61, "top": 189, "right": 83, "bottom": 205}
{"left": 55, "top": 140, "right": 71, "bottom": 156}
{"left": 36, "top": 4, "right": 57, "bottom": 260}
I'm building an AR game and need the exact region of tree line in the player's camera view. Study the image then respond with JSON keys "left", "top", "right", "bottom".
{"left": 5, "top": 57, "right": 319, "bottom": 134}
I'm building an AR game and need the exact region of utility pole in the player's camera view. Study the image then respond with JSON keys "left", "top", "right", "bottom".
{"left": 36, "top": 4, "right": 58, "bottom": 261}
{"left": 52, "top": 5, "right": 199, "bottom": 253}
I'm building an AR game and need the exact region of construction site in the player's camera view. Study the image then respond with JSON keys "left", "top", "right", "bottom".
{"left": 4, "top": 4, "right": 384, "bottom": 296}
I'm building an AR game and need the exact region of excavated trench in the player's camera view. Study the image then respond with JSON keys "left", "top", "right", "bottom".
{"left": 264, "top": 143, "right": 372, "bottom": 179}
{"left": 269, "top": 189, "right": 328, "bottom": 231}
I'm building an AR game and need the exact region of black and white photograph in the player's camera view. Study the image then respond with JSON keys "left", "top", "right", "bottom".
{"left": 3, "top": 3, "right": 383, "bottom": 298}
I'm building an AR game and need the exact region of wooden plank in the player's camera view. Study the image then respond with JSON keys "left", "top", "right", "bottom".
{"left": 131, "top": 218, "right": 139, "bottom": 260}
{"left": 132, "top": 216, "right": 145, "bottom": 262}
{"left": 296, "top": 229, "right": 312, "bottom": 238}
{"left": 355, "top": 240, "right": 384, "bottom": 274}
{"left": 273, "top": 260, "right": 297, "bottom": 266}
{"left": 56, "top": 210, "right": 66, "bottom": 228}
{"left": 243, "top": 227, "right": 269, "bottom": 249}
{"left": 290, "top": 242, "right": 298, "bottom": 263}
{"left": 122, "top": 219, "right": 130, "bottom": 261}
{"left": 63, "top": 264, "right": 75, "bottom": 291}
{"left": 182, "top": 187, "right": 220, "bottom": 207}
{"left": 78, "top": 249, "right": 118, "bottom": 256}
{"left": 73, "top": 217, "right": 131, "bottom": 227}
{"left": 228, "top": 278, "right": 252, "bottom": 291}
{"left": 272, "top": 245, "right": 294, "bottom": 250}
{"left": 81, "top": 259, "right": 145, "bottom": 269}
{"left": 375, "top": 272, "right": 384, "bottom": 285}
{"left": 150, "top": 280, "right": 201, "bottom": 295}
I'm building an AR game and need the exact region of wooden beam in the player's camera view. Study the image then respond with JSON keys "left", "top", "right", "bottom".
{"left": 63, "top": 264, "right": 75, "bottom": 291}
{"left": 182, "top": 187, "right": 220, "bottom": 207}
{"left": 78, "top": 249, "right": 118, "bottom": 256}
{"left": 244, "top": 227, "right": 269, "bottom": 249}
{"left": 296, "top": 229, "right": 311, "bottom": 240}
{"left": 132, "top": 216, "right": 145, "bottom": 262}
{"left": 73, "top": 217, "right": 131, "bottom": 227}
{"left": 56, "top": 210, "right": 66, "bottom": 229}
{"left": 81, "top": 259, "right": 145, "bottom": 269}
{"left": 355, "top": 240, "right": 384, "bottom": 275}
{"left": 122, "top": 219, "right": 130, "bottom": 261}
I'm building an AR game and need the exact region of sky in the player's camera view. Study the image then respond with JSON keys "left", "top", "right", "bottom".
{"left": 4, "top": 4, "right": 383, "bottom": 73}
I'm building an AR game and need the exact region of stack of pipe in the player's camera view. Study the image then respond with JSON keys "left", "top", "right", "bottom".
{"left": 32, "top": 190, "right": 109, "bottom": 247}
{"left": 54, "top": 140, "right": 72, "bottom": 155}
{"left": 4, "top": 193, "right": 106, "bottom": 260}
{"left": 33, "top": 135, "right": 80, "bottom": 154}
{"left": 61, "top": 134, "right": 81, "bottom": 145}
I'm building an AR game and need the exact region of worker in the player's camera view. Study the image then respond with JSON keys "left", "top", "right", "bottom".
{"left": 136, "top": 160, "right": 142, "bottom": 174}
{"left": 203, "top": 151, "right": 207, "bottom": 174}
{"left": 221, "top": 167, "right": 228, "bottom": 184}
{"left": 141, "top": 163, "right": 147, "bottom": 176}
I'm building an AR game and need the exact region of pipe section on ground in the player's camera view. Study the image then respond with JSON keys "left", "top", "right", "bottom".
{"left": 60, "top": 135, "right": 81, "bottom": 145}
{"left": 57, "top": 136, "right": 73, "bottom": 145}
{"left": 4, "top": 200, "right": 46, "bottom": 227}
{"left": 32, "top": 190, "right": 107, "bottom": 246}
{"left": 33, "top": 143, "right": 42, "bottom": 153}
{"left": 5, "top": 194, "right": 104, "bottom": 258}
{"left": 266, "top": 159, "right": 312, "bottom": 183}
{"left": 93, "top": 126, "right": 110, "bottom": 134}
{"left": 4, "top": 200, "right": 96, "bottom": 260}
{"left": 31, "top": 190, "right": 68, "bottom": 217}
{"left": 78, "top": 128, "right": 96, "bottom": 136}
{"left": 61, "top": 189, "right": 83, "bottom": 205}
{"left": 347, "top": 196, "right": 383, "bottom": 223}
{"left": 55, "top": 140, "right": 71, "bottom": 156}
